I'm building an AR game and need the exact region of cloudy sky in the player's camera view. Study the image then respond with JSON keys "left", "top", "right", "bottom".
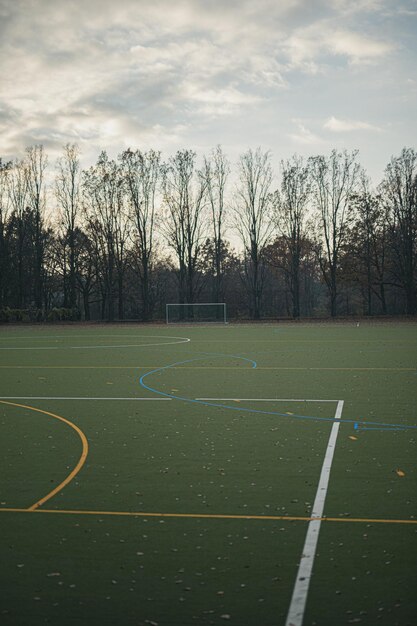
{"left": 1, "top": 0, "right": 416, "bottom": 183}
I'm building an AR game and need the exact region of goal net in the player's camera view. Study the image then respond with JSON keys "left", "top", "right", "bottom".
{"left": 166, "top": 303, "right": 227, "bottom": 324}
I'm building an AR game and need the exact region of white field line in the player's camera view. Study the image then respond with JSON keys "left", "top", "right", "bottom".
{"left": 285, "top": 399, "right": 344, "bottom": 626}
{"left": 0, "top": 396, "right": 171, "bottom": 401}
{"left": 0, "top": 334, "right": 186, "bottom": 341}
{"left": 0, "top": 346, "right": 60, "bottom": 350}
{"left": 0, "top": 336, "right": 190, "bottom": 350}
{"left": 69, "top": 338, "right": 191, "bottom": 349}
{"left": 196, "top": 398, "right": 339, "bottom": 403}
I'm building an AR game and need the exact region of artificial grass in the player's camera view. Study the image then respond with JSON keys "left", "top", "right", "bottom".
{"left": 0, "top": 322, "right": 416, "bottom": 625}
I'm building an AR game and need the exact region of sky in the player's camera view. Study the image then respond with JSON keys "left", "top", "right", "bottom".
{"left": 1, "top": 0, "right": 416, "bottom": 185}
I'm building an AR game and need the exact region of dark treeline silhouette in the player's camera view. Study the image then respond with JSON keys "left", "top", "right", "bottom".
{"left": 0, "top": 144, "right": 416, "bottom": 322}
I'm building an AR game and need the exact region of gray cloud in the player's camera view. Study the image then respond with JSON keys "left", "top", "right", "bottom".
{"left": 0, "top": 0, "right": 415, "bottom": 182}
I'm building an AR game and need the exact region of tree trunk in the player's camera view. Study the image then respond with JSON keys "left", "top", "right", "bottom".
{"left": 330, "top": 268, "right": 337, "bottom": 317}
{"left": 83, "top": 290, "right": 90, "bottom": 321}
{"left": 118, "top": 273, "right": 124, "bottom": 320}
{"left": 291, "top": 249, "right": 300, "bottom": 318}
{"left": 141, "top": 263, "right": 149, "bottom": 321}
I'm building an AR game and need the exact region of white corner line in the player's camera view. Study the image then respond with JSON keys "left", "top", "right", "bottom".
{"left": 0, "top": 396, "right": 171, "bottom": 401}
{"left": 285, "top": 399, "right": 344, "bottom": 626}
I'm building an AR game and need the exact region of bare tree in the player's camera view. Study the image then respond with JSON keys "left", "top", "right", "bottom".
{"left": 121, "top": 149, "right": 160, "bottom": 320}
{"left": 2, "top": 140, "right": 417, "bottom": 322}
{"left": 233, "top": 148, "right": 274, "bottom": 319}
{"left": 26, "top": 145, "right": 48, "bottom": 309}
{"left": 82, "top": 151, "right": 128, "bottom": 321}
{"left": 309, "top": 149, "right": 361, "bottom": 317}
{"left": 74, "top": 228, "right": 96, "bottom": 320}
{"left": 0, "top": 159, "right": 12, "bottom": 308}
{"left": 8, "top": 157, "right": 30, "bottom": 308}
{"left": 200, "top": 145, "right": 230, "bottom": 304}
{"left": 272, "top": 155, "right": 310, "bottom": 318}
{"left": 55, "top": 143, "right": 81, "bottom": 311}
{"left": 350, "top": 175, "right": 389, "bottom": 315}
{"left": 381, "top": 148, "right": 417, "bottom": 315}
{"left": 161, "top": 150, "right": 207, "bottom": 305}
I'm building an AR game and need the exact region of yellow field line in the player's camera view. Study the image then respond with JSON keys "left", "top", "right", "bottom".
{"left": 0, "top": 366, "right": 415, "bottom": 371}
{"left": 0, "top": 507, "right": 415, "bottom": 525}
{"left": 0, "top": 400, "right": 89, "bottom": 511}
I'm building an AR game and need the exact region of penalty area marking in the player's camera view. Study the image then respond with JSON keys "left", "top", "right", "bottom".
{"left": 285, "top": 399, "right": 344, "bottom": 626}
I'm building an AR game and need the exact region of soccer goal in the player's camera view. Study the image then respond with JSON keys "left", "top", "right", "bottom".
{"left": 166, "top": 303, "right": 227, "bottom": 324}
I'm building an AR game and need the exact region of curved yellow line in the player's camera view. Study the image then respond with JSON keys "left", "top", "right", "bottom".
{"left": 0, "top": 400, "right": 89, "bottom": 511}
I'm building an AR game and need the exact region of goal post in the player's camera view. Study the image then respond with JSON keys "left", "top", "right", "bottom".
{"left": 166, "top": 303, "right": 227, "bottom": 324}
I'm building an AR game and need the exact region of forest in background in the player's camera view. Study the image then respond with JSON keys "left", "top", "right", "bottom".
{"left": 0, "top": 144, "right": 416, "bottom": 323}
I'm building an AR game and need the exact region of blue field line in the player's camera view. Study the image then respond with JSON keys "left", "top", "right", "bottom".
{"left": 355, "top": 426, "right": 410, "bottom": 432}
{"left": 139, "top": 354, "right": 417, "bottom": 431}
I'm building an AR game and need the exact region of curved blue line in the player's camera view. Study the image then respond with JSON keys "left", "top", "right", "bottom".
{"left": 139, "top": 355, "right": 417, "bottom": 431}
{"left": 353, "top": 421, "right": 409, "bottom": 433}
{"left": 356, "top": 426, "right": 410, "bottom": 432}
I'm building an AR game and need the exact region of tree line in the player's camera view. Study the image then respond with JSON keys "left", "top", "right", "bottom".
{"left": 0, "top": 143, "right": 416, "bottom": 322}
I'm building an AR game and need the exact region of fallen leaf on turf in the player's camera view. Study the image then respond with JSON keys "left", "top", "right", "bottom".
{"left": 106, "top": 382, "right": 113, "bottom": 385}
{"left": 349, "top": 436, "right": 358, "bottom": 441}
{"left": 396, "top": 469, "right": 406, "bottom": 477}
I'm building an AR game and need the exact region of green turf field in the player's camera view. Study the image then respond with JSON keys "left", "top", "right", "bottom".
{"left": 0, "top": 322, "right": 416, "bottom": 626}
